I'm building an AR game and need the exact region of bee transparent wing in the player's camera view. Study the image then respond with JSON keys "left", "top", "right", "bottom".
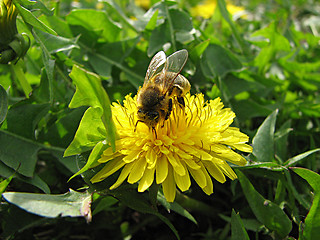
{"left": 161, "top": 49, "right": 188, "bottom": 93}
{"left": 144, "top": 51, "right": 166, "bottom": 85}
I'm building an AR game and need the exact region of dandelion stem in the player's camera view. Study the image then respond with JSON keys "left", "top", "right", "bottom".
{"left": 11, "top": 60, "right": 32, "bottom": 98}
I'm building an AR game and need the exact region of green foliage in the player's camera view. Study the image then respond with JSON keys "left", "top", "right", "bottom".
{"left": 0, "top": 0, "right": 320, "bottom": 239}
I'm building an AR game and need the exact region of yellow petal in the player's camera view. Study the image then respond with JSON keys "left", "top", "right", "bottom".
{"left": 183, "top": 158, "right": 201, "bottom": 170}
{"left": 202, "top": 161, "right": 226, "bottom": 183}
{"left": 166, "top": 153, "right": 185, "bottom": 176}
{"left": 110, "top": 162, "right": 134, "bottom": 189}
{"left": 156, "top": 154, "right": 168, "bottom": 184}
{"left": 162, "top": 166, "right": 176, "bottom": 202}
{"left": 91, "top": 158, "right": 125, "bottom": 183}
{"left": 188, "top": 164, "right": 207, "bottom": 188}
{"left": 174, "top": 163, "right": 190, "bottom": 192}
{"left": 128, "top": 157, "right": 147, "bottom": 183}
{"left": 122, "top": 149, "right": 142, "bottom": 163}
{"left": 218, "top": 162, "right": 238, "bottom": 180}
{"left": 138, "top": 167, "right": 155, "bottom": 192}
{"left": 146, "top": 147, "right": 157, "bottom": 169}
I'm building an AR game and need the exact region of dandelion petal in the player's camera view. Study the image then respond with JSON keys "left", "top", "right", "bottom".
{"left": 162, "top": 166, "right": 176, "bottom": 202}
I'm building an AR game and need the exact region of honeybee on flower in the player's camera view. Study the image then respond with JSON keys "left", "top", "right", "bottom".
{"left": 91, "top": 50, "right": 252, "bottom": 202}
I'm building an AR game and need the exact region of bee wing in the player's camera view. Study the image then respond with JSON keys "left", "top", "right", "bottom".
{"left": 161, "top": 49, "right": 188, "bottom": 93}
{"left": 144, "top": 51, "right": 166, "bottom": 85}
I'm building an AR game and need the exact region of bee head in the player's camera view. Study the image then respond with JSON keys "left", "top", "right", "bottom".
{"left": 137, "top": 108, "right": 160, "bottom": 128}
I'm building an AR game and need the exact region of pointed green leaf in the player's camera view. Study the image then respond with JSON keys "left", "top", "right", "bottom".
{"left": 0, "top": 130, "right": 41, "bottom": 177}
{"left": 0, "top": 84, "right": 8, "bottom": 124}
{"left": 2, "top": 189, "right": 92, "bottom": 220}
{"left": 231, "top": 209, "right": 250, "bottom": 240}
{"left": 0, "top": 174, "right": 14, "bottom": 194}
{"left": 32, "top": 29, "right": 55, "bottom": 103}
{"left": 14, "top": 3, "right": 56, "bottom": 35}
{"left": 252, "top": 109, "right": 278, "bottom": 162}
{"left": 69, "top": 141, "right": 109, "bottom": 180}
{"left": 30, "top": 30, "right": 78, "bottom": 54}
{"left": 0, "top": 160, "right": 50, "bottom": 193}
{"left": 217, "top": 0, "right": 248, "bottom": 55}
{"left": 292, "top": 168, "right": 320, "bottom": 240}
{"left": 201, "top": 44, "right": 242, "bottom": 78}
{"left": 236, "top": 170, "right": 292, "bottom": 238}
{"left": 110, "top": 186, "right": 180, "bottom": 240}
{"left": 65, "top": 65, "right": 116, "bottom": 156}
{"left": 157, "top": 191, "right": 197, "bottom": 224}
{"left": 66, "top": 9, "right": 121, "bottom": 42}
{"left": 285, "top": 149, "right": 320, "bottom": 167}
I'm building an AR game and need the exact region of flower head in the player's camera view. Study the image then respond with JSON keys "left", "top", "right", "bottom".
{"left": 91, "top": 93, "right": 252, "bottom": 202}
{"left": 0, "top": 0, "right": 29, "bottom": 64}
{"left": 191, "top": 0, "right": 246, "bottom": 19}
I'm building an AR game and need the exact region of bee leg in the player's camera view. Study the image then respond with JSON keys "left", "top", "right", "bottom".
{"left": 166, "top": 98, "right": 173, "bottom": 120}
{"left": 134, "top": 120, "right": 143, "bottom": 132}
{"left": 177, "top": 96, "right": 185, "bottom": 107}
{"left": 152, "top": 127, "right": 158, "bottom": 139}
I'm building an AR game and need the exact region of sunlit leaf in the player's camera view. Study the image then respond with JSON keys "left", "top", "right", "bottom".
{"left": 14, "top": 3, "right": 56, "bottom": 35}
{"left": 66, "top": 9, "right": 121, "bottom": 42}
{"left": 3, "top": 189, "right": 92, "bottom": 221}
{"left": 65, "top": 65, "right": 117, "bottom": 156}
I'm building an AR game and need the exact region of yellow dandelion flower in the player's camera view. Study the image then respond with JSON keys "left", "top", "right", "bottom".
{"left": 135, "top": 0, "right": 150, "bottom": 9}
{"left": 91, "top": 93, "right": 252, "bottom": 202}
{"left": 191, "top": 0, "right": 246, "bottom": 19}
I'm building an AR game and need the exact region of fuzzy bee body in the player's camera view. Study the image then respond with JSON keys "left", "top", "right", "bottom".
{"left": 136, "top": 50, "right": 190, "bottom": 130}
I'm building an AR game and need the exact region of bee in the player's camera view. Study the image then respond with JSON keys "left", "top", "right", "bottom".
{"left": 136, "top": 49, "right": 191, "bottom": 133}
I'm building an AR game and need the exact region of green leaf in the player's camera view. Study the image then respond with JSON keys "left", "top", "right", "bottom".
{"left": 2, "top": 189, "right": 92, "bottom": 220}
{"left": 92, "top": 195, "right": 118, "bottom": 215}
{"left": 66, "top": 9, "right": 121, "bottom": 42}
{"left": 231, "top": 99, "right": 273, "bottom": 122}
{"left": 0, "top": 174, "right": 14, "bottom": 194}
{"left": 145, "top": 9, "right": 159, "bottom": 31}
{"left": 217, "top": 0, "right": 248, "bottom": 56}
{"left": 252, "top": 109, "right": 278, "bottom": 162}
{"left": 6, "top": 102, "right": 50, "bottom": 139}
{"left": 69, "top": 141, "right": 109, "bottom": 180}
{"left": 14, "top": 3, "right": 56, "bottom": 35}
{"left": 30, "top": 30, "right": 78, "bottom": 54}
{"left": 201, "top": 44, "right": 242, "bottom": 78}
{"left": 231, "top": 209, "right": 250, "bottom": 240}
{"left": 148, "top": 23, "right": 170, "bottom": 57}
{"left": 275, "top": 120, "right": 292, "bottom": 162}
{"left": 285, "top": 149, "right": 320, "bottom": 167}
{"left": 11, "top": 61, "right": 32, "bottom": 98}
{"left": 0, "top": 129, "right": 78, "bottom": 177}
{"left": 157, "top": 191, "right": 197, "bottom": 225}
{"left": 236, "top": 170, "right": 292, "bottom": 238}
{"left": 65, "top": 65, "right": 117, "bottom": 156}
{"left": 189, "top": 40, "right": 209, "bottom": 63}
{"left": 0, "top": 130, "right": 42, "bottom": 177}
{"left": 110, "top": 185, "right": 180, "bottom": 240}
{"left": 0, "top": 84, "right": 8, "bottom": 124}
{"left": 32, "top": 29, "right": 55, "bottom": 103}
{"left": 292, "top": 168, "right": 320, "bottom": 240}
{"left": 0, "top": 160, "right": 50, "bottom": 193}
